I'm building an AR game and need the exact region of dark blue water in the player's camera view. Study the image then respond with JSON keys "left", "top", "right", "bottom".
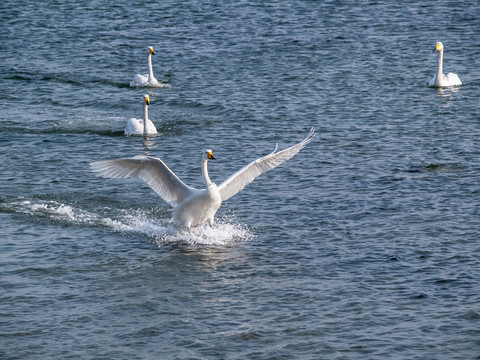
{"left": 1, "top": 1, "right": 480, "bottom": 359}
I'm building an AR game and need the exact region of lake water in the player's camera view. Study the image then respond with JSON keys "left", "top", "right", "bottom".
{"left": 1, "top": 0, "right": 479, "bottom": 359}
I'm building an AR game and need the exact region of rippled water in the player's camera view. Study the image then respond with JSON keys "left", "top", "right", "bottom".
{"left": 1, "top": 0, "right": 480, "bottom": 359}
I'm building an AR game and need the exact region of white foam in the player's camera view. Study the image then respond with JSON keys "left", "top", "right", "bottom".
{"left": 112, "top": 209, "right": 171, "bottom": 237}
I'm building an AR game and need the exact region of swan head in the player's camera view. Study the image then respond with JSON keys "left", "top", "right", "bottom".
{"left": 434, "top": 42, "right": 444, "bottom": 52}
{"left": 143, "top": 94, "right": 150, "bottom": 105}
{"left": 148, "top": 46, "right": 155, "bottom": 55}
{"left": 203, "top": 149, "right": 215, "bottom": 160}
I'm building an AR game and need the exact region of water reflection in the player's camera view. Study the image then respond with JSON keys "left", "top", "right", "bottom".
{"left": 142, "top": 135, "right": 155, "bottom": 152}
{"left": 434, "top": 86, "right": 460, "bottom": 107}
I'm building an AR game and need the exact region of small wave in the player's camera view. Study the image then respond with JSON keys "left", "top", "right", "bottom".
{"left": 407, "top": 163, "right": 462, "bottom": 173}
{"left": 5, "top": 199, "right": 252, "bottom": 246}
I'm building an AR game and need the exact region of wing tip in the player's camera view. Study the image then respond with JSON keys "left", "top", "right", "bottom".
{"left": 89, "top": 160, "right": 113, "bottom": 177}
{"left": 302, "top": 127, "right": 315, "bottom": 146}
{"left": 269, "top": 142, "right": 279, "bottom": 155}
{"left": 89, "top": 160, "right": 103, "bottom": 172}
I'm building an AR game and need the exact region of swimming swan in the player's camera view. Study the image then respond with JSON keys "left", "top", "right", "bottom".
{"left": 90, "top": 129, "right": 315, "bottom": 228}
{"left": 124, "top": 94, "right": 158, "bottom": 136}
{"left": 429, "top": 42, "right": 462, "bottom": 87}
{"left": 129, "top": 46, "right": 167, "bottom": 88}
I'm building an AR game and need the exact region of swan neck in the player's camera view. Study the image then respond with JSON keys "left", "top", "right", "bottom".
{"left": 202, "top": 158, "right": 213, "bottom": 187}
{"left": 147, "top": 53, "right": 154, "bottom": 80}
{"left": 437, "top": 49, "right": 443, "bottom": 78}
{"left": 143, "top": 101, "right": 149, "bottom": 135}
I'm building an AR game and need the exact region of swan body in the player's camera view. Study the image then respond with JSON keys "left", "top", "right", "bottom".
{"left": 429, "top": 42, "right": 462, "bottom": 87}
{"left": 129, "top": 47, "right": 167, "bottom": 88}
{"left": 124, "top": 94, "right": 157, "bottom": 136}
{"left": 91, "top": 129, "right": 315, "bottom": 228}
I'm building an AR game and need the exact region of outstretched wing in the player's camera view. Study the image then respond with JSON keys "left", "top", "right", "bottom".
{"left": 218, "top": 128, "right": 315, "bottom": 201}
{"left": 90, "top": 155, "right": 195, "bottom": 206}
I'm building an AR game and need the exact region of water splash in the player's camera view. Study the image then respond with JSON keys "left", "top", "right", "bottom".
{"left": 153, "top": 220, "right": 253, "bottom": 246}
{"left": 8, "top": 199, "right": 98, "bottom": 224}
{"left": 5, "top": 199, "right": 252, "bottom": 246}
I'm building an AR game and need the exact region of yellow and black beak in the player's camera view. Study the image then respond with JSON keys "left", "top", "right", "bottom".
{"left": 433, "top": 43, "right": 440, "bottom": 52}
{"left": 207, "top": 151, "right": 215, "bottom": 160}
{"left": 144, "top": 97, "right": 150, "bottom": 105}
{"left": 150, "top": 48, "right": 155, "bottom": 55}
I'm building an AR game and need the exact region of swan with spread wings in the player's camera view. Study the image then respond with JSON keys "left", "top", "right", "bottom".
{"left": 90, "top": 129, "right": 314, "bottom": 228}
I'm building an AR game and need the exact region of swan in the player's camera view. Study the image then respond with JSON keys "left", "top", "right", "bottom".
{"left": 124, "top": 94, "right": 158, "bottom": 136}
{"left": 429, "top": 42, "right": 462, "bottom": 87}
{"left": 90, "top": 129, "right": 315, "bottom": 228}
{"left": 129, "top": 46, "right": 167, "bottom": 88}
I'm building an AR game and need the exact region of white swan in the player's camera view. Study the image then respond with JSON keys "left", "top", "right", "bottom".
{"left": 429, "top": 42, "right": 462, "bottom": 87}
{"left": 91, "top": 129, "right": 315, "bottom": 228}
{"left": 129, "top": 46, "right": 167, "bottom": 88}
{"left": 124, "top": 94, "right": 158, "bottom": 136}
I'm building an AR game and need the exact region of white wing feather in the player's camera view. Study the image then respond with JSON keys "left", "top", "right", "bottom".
{"left": 90, "top": 155, "right": 195, "bottom": 206}
{"left": 218, "top": 128, "right": 315, "bottom": 201}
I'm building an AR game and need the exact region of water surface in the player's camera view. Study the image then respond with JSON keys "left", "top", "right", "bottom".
{"left": 1, "top": 0, "right": 479, "bottom": 359}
